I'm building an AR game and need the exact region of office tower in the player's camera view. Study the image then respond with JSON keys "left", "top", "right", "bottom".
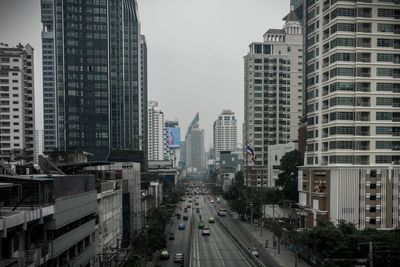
{"left": 41, "top": 0, "right": 145, "bottom": 161}
{"left": 243, "top": 9, "right": 303, "bottom": 188}
{"left": 299, "top": 0, "right": 400, "bottom": 229}
{"left": 0, "top": 43, "right": 35, "bottom": 164}
{"left": 148, "top": 101, "right": 165, "bottom": 161}
{"left": 140, "top": 35, "right": 148, "bottom": 161}
{"left": 213, "top": 110, "right": 237, "bottom": 161}
{"left": 185, "top": 113, "right": 205, "bottom": 173}
{"left": 34, "top": 129, "right": 44, "bottom": 165}
{"left": 165, "top": 120, "right": 181, "bottom": 167}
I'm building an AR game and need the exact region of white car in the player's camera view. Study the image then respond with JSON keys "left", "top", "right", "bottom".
{"left": 210, "top": 199, "right": 214, "bottom": 203}
{"left": 160, "top": 249, "right": 170, "bottom": 259}
{"left": 250, "top": 247, "right": 259, "bottom": 258}
{"left": 202, "top": 227, "right": 211, "bottom": 235}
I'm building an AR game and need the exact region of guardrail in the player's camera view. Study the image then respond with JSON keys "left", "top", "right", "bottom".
{"left": 217, "top": 217, "right": 271, "bottom": 267}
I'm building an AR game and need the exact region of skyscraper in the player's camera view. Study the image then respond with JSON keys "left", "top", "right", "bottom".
{"left": 299, "top": 0, "right": 400, "bottom": 229}
{"left": 243, "top": 9, "right": 303, "bottom": 188}
{"left": 140, "top": 35, "right": 148, "bottom": 161}
{"left": 185, "top": 113, "right": 205, "bottom": 173}
{"left": 41, "top": 0, "right": 146, "bottom": 161}
{"left": 213, "top": 110, "right": 237, "bottom": 161}
{"left": 0, "top": 43, "right": 35, "bottom": 164}
{"left": 148, "top": 101, "right": 165, "bottom": 161}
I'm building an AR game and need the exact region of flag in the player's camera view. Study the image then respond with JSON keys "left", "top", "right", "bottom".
{"left": 245, "top": 143, "right": 256, "bottom": 162}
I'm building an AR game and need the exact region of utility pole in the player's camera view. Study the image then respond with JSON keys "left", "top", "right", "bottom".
{"left": 369, "top": 241, "right": 373, "bottom": 267}
{"left": 272, "top": 203, "right": 276, "bottom": 249}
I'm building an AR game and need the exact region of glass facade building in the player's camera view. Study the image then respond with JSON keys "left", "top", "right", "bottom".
{"left": 41, "top": 0, "right": 146, "bottom": 161}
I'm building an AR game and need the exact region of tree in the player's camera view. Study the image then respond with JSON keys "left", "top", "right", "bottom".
{"left": 275, "top": 150, "right": 301, "bottom": 201}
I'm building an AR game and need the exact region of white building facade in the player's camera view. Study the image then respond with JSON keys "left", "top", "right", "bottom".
{"left": 213, "top": 110, "right": 237, "bottom": 161}
{"left": 148, "top": 101, "right": 165, "bottom": 161}
{"left": 267, "top": 142, "right": 297, "bottom": 188}
{"left": 300, "top": 0, "right": 400, "bottom": 229}
{"left": 243, "top": 9, "right": 303, "bottom": 187}
{"left": 0, "top": 44, "right": 35, "bottom": 164}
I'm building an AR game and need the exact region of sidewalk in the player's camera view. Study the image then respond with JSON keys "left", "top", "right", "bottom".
{"left": 234, "top": 214, "right": 309, "bottom": 267}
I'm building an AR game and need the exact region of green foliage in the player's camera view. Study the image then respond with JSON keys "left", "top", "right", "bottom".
{"left": 296, "top": 221, "right": 400, "bottom": 265}
{"left": 275, "top": 150, "right": 301, "bottom": 202}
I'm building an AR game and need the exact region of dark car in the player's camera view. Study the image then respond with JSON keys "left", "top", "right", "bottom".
{"left": 183, "top": 215, "right": 189, "bottom": 221}
{"left": 178, "top": 223, "right": 185, "bottom": 230}
{"left": 196, "top": 208, "right": 200, "bottom": 213}
{"left": 169, "top": 232, "right": 175, "bottom": 240}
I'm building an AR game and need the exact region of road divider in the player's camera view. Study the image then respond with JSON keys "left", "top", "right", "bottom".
{"left": 217, "top": 217, "right": 269, "bottom": 267}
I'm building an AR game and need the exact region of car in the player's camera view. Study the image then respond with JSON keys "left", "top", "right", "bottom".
{"left": 195, "top": 202, "right": 199, "bottom": 206}
{"left": 187, "top": 204, "right": 191, "bottom": 208}
{"left": 209, "top": 217, "right": 215, "bottom": 223}
{"left": 216, "top": 197, "right": 221, "bottom": 203}
{"left": 160, "top": 249, "right": 170, "bottom": 259}
{"left": 218, "top": 208, "right": 227, "bottom": 217}
{"left": 250, "top": 247, "right": 259, "bottom": 258}
{"left": 210, "top": 199, "right": 214, "bottom": 203}
{"left": 174, "top": 253, "right": 184, "bottom": 263}
{"left": 188, "top": 199, "right": 192, "bottom": 203}
{"left": 169, "top": 232, "right": 175, "bottom": 240}
{"left": 184, "top": 208, "right": 188, "bottom": 212}
{"left": 178, "top": 223, "right": 185, "bottom": 230}
{"left": 183, "top": 215, "right": 188, "bottom": 221}
{"left": 202, "top": 227, "right": 211, "bottom": 235}
{"left": 198, "top": 221, "right": 205, "bottom": 229}
{"left": 196, "top": 208, "right": 200, "bottom": 213}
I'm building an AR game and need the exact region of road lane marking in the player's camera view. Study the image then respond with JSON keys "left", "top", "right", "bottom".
{"left": 210, "top": 230, "right": 226, "bottom": 266}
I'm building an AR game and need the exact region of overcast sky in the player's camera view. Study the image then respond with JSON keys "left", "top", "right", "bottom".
{"left": 0, "top": 0, "right": 290, "bottom": 149}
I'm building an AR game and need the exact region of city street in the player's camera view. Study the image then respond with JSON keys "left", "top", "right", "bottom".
{"left": 157, "top": 195, "right": 251, "bottom": 267}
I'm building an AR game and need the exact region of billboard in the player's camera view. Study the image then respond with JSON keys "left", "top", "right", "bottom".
{"left": 167, "top": 127, "right": 180, "bottom": 148}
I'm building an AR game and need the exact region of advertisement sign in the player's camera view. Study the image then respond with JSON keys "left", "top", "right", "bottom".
{"left": 167, "top": 127, "right": 180, "bottom": 148}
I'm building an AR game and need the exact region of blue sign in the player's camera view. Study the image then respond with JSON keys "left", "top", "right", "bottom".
{"left": 167, "top": 127, "right": 180, "bottom": 148}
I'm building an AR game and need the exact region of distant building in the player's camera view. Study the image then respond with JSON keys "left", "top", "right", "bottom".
{"left": 34, "top": 129, "right": 44, "bottom": 165}
{"left": 213, "top": 110, "right": 237, "bottom": 161}
{"left": 0, "top": 43, "right": 35, "bottom": 164}
{"left": 243, "top": 8, "right": 303, "bottom": 188}
{"left": 164, "top": 120, "right": 181, "bottom": 167}
{"left": 148, "top": 101, "right": 165, "bottom": 161}
{"left": 41, "top": 0, "right": 146, "bottom": 161}
{"left": 185, "top": 113, "right": 206, "bottom": 173}
{"left": 140, "top": 35, "right": 149, "bottom": 162}
{"left": 219, "top": 151, "right": 240, "bottom": 192}
{"left": 267, "top": 142, "right": 297, "bottom": 188}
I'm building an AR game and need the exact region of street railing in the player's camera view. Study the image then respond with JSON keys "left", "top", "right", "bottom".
{"left": 217, "top": 217, "right": 274, "bottom": 267}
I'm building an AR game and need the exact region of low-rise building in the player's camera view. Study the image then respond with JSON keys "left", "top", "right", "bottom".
{"left": 0, "top": 174, "right": 97, "bottom": 266}
{"left": 267, "top": 142, "right": 297, "bottom": 188}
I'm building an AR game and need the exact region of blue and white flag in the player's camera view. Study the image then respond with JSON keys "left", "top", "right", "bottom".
{"left": 245, "top": 143, "right": 256, "bottom": 162}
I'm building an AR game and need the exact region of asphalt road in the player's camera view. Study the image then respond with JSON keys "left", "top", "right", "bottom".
{"left": 216, "top": 201, "right": 279, "bottom": 267}
{"left": 192, "top": 196, "right": 251, "bottom": 267}
{"left": 157, "top": 202, "right": 192, "bottom": 267}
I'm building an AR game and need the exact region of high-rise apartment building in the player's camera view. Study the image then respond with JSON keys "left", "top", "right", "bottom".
{"left": 185, "top": 113, "right": 206, "bottom": 173}
{"left": 148, "top": 101, "right": 165, "bottom": 161}
{"left": 299, "top": 0, "right": 400, "bottom": 229}
{"left": 243, "top": 9, "right": 303, "bottom": 188}
{"left": 0, "top": 44, "right": 35, "bottom": 164}
{"left": 41, "top": 0, "right": 146, "bottom": 161}
{"left": 213, "top": 110, "right": 237, "bottom": 161}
